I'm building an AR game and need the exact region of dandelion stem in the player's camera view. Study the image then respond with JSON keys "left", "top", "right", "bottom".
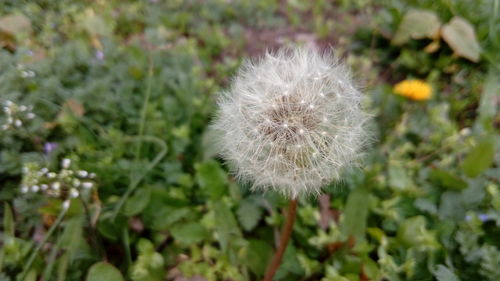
{"left": 262, "top": 198, "right": 298, "bottom": 281}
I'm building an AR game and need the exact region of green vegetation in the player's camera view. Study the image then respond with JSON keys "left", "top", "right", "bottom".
{"left": 0, "top": 0, "right": 498, "bottom": 280}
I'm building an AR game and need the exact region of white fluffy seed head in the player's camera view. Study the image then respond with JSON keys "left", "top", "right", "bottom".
{"left": 212, "top": 47, "right": 371, "bottom": 199}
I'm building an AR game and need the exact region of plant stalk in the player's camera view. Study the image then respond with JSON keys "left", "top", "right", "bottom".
{"left": 261, "top": 198, "right": 298, "bottom": 281}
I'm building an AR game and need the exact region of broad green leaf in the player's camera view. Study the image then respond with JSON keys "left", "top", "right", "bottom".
{"left": 429, "top": 168, "right": 467, "bottom": 190}
{"left": 195, "top": 160, "right": 228, "bottom": 199}
{"left": 0, "top": 14, "right": 31, "bottom": 35}
{"left": 442, "top": 17, "right": 481, "bottom": 62}
{"left": 341, "top": 187, "right": 370, "bottom": 242}
{"left": 237, "top": 199, "right": 263, "bottom": 231}
{"left": 86, "top": 262, "right": 124, "bottom": 281}
{"left": 392, "top": 10, "right": 441, "bottom": 45}
{"left": 434, "top": 265, "right": 460, "bottom": 281}
{"left": 123, "top": 186, "right": 151, "bottom": 216}
{"left": 461, "top": 136, "right": 496, "bottom": 178}
{"left": 170, "top": 222, "right": 207, "bottom": 245}
{"left": 3, "top": 203, "right": 14, "bottom": 237}
{"left": 243, "top": 239, "right": 273, "bottom": 276}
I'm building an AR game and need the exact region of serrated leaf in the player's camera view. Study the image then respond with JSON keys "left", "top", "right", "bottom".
{"left": 392, "top": 10, "right": 441, "bottom": 45}
{"left": 237, "top": 199, "right": 263, "bottom": 231}
{"left": 461, "top": 136, "right": 496, "bottom": 178}
{"left": 341, "top": 187, "right": 370, "bottom": 242}
{"left": 442, "top": 17, "right": 481, "bottom": 62}
{"left": 86, "top": 262, "right": 124, "bottom": 281}
{"left": 170, "top": 222, "right": 207, "bottom": 245}
{"left": 195, "top": 160, "right": 228, "bottom": 199}
{"left": 214, "top": 200, "right": 241, "bottom": 251}
{"left": 434, "top": 265, "right": 460, "bottom": 281}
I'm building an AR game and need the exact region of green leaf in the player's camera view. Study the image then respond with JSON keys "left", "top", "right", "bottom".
{"left": 237, "top": 199, "right": 263, "bottom": 231}
{"left": 392, "top": 10, "right": 441, "bottom": 45}
{"left": 213, "top": 200, "right": 241, "bottom": 251}
{"left": 430, "top": 168, "right": 467, "bottom": 190}
{"left": 3, "top": 203, "right": 14, "bottom": 237}
{"left": 170, "top": 222, "right": 207, "bottom": 245}
{"left": 123, "top": 186, "right": 151, "bottom": 216}
{"left": 478, "top": 69, "right": 500, "bottom": 130}
{"left": 434, "top": 265, "right": 460, "bottom": 281}
{"left": 195, "top": 160, "right": 228, "bottom": 199}
{"left": 150, "top": 207, "right": 191, "bottom": 230}
{"left": 442, "top": 17, "right": 481, "bottom": 62}
{"left": 86, "top": 262, "right": 124, "bottom": 281}
{"left": 341, "top": 187, "right": 370, "bottom": 242}
{"left": 461, "top": 136, "right": 496, "bottom": 178}
{"left": 388, "top": 165, "right": 413, "bottom": 190}
{"left": 243, "top": 239, "right": 273, "bottom": 276}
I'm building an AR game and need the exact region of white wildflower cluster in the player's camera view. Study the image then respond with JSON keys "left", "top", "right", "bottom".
{"left": 20, "top": 158, "right": 96, "bottom": 208}
{"left": 1, "top": 100, "right": 36, "bottom": 131}
{"left": 213, "top": 47, "right": 371, "bottom": 198}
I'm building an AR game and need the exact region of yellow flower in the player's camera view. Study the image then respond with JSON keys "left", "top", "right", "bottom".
{"left": 393, "top": 79, "right": 432, "bottom": 101}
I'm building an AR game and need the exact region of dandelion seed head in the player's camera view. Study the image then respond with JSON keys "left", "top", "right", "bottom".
{"left": 212, "top": 47, "right": 371, "bottom": 198}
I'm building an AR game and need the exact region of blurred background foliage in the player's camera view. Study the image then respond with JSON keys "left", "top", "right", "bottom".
{"left": 0, "top": 0, "right": 499, "bottom": 281}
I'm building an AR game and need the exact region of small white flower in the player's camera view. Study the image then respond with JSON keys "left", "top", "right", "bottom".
{"left": 31, "top": 185, "right": 40, "bottom": 192}
{"left": 82, "top": 182, "right": 93, "bottom": 189}
{"left": 14, "top": 119, "right": 22, "bottom": 127}
{"left": 77, "top": 170, "right": 88, "bottom": 178}
{"left": 89, "top": 173, "right": 96, "bottom": 179}
{"left": 62, "top": 200, "right": 71, "bottom": 210}
{"left": 70, "top": 188, "right": 79, "bottom": 198}
{"left": 61, "top": 158, "right": 71, "bottom": 169}
{"left": 41, "top": 184, "right": 48, "bottom": 191}
{"left": 73, "top": 179, "right": 81, "bottom": 187}
{"left": 212, "top": 47, "right": 371, "bottom": 198}
{"left": 52, "top": 182, "right": 61, "bottom": 190}
{"left": 19, "top": 105, "right": 27, "bottom": 111}
{"left": 47, "top": 172, "right": 57, "bottom": 178}
{"left": 20, "top": 185, "right": 29, "bottom": 193}
{"left": 26, "top": 112, "right": 35, "bottom": 119}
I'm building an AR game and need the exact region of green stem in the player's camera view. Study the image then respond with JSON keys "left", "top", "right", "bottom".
{"left": 19, "top": 206, "right": 68, "bottom": 281}
{"left": 112, "top": 135, "right": 167, "bottom": 218}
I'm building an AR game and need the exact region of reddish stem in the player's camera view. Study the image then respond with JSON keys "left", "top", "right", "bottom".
{"left": 261, "top": 198, "right": 298, "bottom": 281}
